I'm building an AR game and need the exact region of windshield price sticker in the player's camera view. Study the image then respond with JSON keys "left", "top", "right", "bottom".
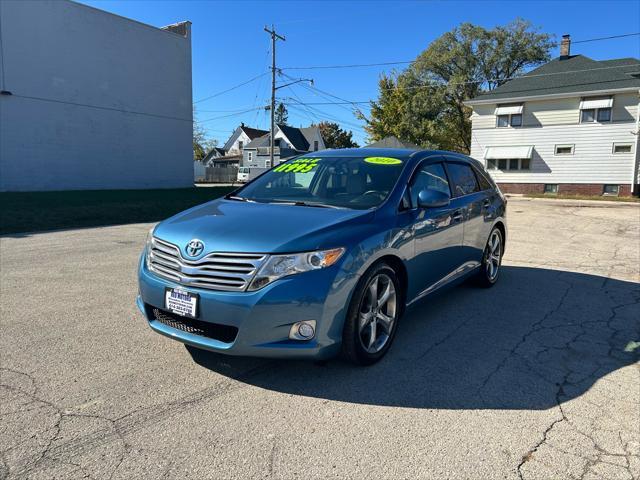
{"left": 273, "top": 158, "right": 321, "bottom": 173}
{"left": 364, "top": 157, "right": 403, "bottom": 165}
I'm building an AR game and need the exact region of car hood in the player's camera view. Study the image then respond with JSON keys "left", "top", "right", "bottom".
{"left": 153, "top": 199, "right": 375, "bottom": 255}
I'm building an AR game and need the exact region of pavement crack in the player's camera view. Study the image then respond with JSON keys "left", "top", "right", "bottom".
{"left": 477, "top": 279, "right": 573, "bottom": 399}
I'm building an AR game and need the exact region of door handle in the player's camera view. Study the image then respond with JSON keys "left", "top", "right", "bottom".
{"left": 482, "top": 199, "right": 491, "bottom": 209}
{"left": 452, "top": 209, "right": 464, "bottom": 222}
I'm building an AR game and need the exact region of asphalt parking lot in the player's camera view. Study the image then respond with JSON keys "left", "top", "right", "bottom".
{"left": 1, "top": 197, "right": 639, "bottom": 480}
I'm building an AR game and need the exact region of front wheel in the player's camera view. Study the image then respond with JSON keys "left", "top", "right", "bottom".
{"left": 476, "top": 227, "right": 503, "bottom": 287}
{"left": 342, "top": 263, "right": 402, "bottom": 366}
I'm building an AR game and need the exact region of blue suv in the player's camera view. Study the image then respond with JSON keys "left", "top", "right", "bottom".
{"left": 137, "top": 149, "right": 507, "bottom": 365}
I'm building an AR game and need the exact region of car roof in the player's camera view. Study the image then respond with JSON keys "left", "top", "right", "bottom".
{"left": 304, "top": 148, "right": 475, "bottom": 166}
{"left": 309, "top": 148, "right": 419, "bottom": 159}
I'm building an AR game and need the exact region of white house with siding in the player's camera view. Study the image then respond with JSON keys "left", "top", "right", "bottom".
{"left": 222, "top": 124, "right": 268, "bottom": 155}
{"left": 466, "top": 35, "right": 640, "bottom": 197}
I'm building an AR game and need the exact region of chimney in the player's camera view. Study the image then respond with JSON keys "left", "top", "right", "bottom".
{"left": 560, "top": 34, "right": 571, "bottom": 59}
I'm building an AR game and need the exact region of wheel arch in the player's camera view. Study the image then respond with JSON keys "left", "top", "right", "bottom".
{"left": 492, "top": 219, "right": 507, "bottom": 251}
{"left": 354, "top": 253, "right": 409, "bottom": 313}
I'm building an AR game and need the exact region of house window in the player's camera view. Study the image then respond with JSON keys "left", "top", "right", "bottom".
{"left": 265, "top": 160, "right": 271, "bottom": 168}
{"left": 580, "top": 107, "right": 611, "bottom": 123}
{"left": 613, "top": 143, "right": 633, "bottom": 154}
{"left": 544, "top": 184, "right": 558, "bottom": 194}
{"left": 488, "top": 158, "right": 530, "bottom": 171}
{"left": 238, "top": 141, "right": 244, "bottom": 150}
{"left": 314, "top": 140, "right": 319, "bottom": 151}
{"left": 496, "top": 114, "right": 522, "bottom": 128}
{"left": 579, "top": 97, "right": 613, "bottom": 123}
{"left": 247, "top": 152, "right": 253, "bottom": 161}
{"left": 603, "top": 185, "right": 619, "bottom": 196}
{"left": 555, "top": 145, "right": 574, "bottom": 155}
{"left": 580, "top": 109, "right": 595, "bottom": 123}
{"left": 597, "top": 108, "right": 611, "bottom": 122}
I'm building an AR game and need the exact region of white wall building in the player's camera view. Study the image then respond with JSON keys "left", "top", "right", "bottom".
{"left": 0, "top": 0, "right": 193, "bottom": 191}
{"left": 466, "top": 36, "right": 640, "bottom": 197}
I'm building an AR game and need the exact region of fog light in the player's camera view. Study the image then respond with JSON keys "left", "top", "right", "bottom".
{"left": 289, "top": 320, "right": 316, "bottom": 341}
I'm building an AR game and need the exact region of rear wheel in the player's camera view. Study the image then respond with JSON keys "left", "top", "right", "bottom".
{"left": 477, "top": 227, "right": 503, "bottom": 287}
{"left": 342, "top": 263, "right": 401, "bottom": 366}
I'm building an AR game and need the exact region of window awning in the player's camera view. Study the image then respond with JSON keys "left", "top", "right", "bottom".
{"left": 495, "top": 105, "right": 523, "bottom": 115}
{"left": 484, "top": 146, "right": 534, "bottom": 159}
{"left": 579, "top": 97, "right": 613, "bottom": 109}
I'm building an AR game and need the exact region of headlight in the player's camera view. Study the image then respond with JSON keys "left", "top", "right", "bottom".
{"left": 144, "top": 226, "right": 155, "bottom": 268}
{"left": 248, "top": 248, "right": 345, "bottom": 291}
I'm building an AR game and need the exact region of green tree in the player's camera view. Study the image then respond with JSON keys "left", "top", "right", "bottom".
{"left": 316, "top": 121, "right": 359, "bottom": 149}
{"left": 275, "top": 102, "right": 289, "bottom": 125}
{"left": 193, "top": 107, "right": 218, "bottom": 161}
{"left": 364, "top": 19, "right": 554, "bottom": 153}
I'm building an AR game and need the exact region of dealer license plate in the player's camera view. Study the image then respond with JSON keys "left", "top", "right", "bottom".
{"left": 164, "top": 287, "right": 198, "bottom": 319}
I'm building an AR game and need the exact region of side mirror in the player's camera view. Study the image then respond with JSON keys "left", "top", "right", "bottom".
{"left": 417, "top": 189, "right": 450, "bottom": 209}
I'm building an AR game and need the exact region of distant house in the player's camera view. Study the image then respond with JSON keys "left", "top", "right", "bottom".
{"left": 366, "top": 136, "right": 420, "bottom": 150}
{"left": 243, "top": 124, "right": 325, "bottom": 169}
{"left": 466, "top": 35, "right": 640, "bottom": 197}
{"left": 222, "top": 123, "right": 269, "bottom": 156}
{"left": 201, "top": 147, "right": 235, "bottom": 166}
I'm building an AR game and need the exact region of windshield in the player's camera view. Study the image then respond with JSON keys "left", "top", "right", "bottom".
{"left": 232, "top": 156, "right": 406, "bottom": 209}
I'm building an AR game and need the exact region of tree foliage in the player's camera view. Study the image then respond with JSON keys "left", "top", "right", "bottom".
{"left": 316, "top": 121, "right": 359, "bottom": 149}
{"left": 275, "top": 102, "right": 289, "bottom": 125}
{"left": 364, "top": 19, "right": 554, "bottom": 153}
{"left": 193, "top": 107, "right": 218, "bottom": 161}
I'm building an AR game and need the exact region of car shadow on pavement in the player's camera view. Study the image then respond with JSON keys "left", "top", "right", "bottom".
{"left": 187, "top": 266, "right": 639, "bottom": 410}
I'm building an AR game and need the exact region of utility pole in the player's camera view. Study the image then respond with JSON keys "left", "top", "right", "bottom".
{"left": 264, "top": 25, "right": 285, "bottom": 167}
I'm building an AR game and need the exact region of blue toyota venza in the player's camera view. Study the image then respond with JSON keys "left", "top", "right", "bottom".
{"left": 137, "top": 148, "right": 507, "bottom": 365}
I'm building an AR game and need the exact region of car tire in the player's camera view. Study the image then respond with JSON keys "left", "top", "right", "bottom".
{"left": 342, "top": 263, "right": 402, "bottom": 366}
{"left": 476, "top": 227, "right": 503, "bottom": 288}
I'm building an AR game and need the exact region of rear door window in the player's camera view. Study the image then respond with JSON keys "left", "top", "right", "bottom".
{"left": 446, "top": 162, "right": 480, "bottom": 197}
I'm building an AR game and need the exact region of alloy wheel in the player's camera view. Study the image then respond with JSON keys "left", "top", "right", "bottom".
{"left": 358, "top": 273, "right": 397, "bottom": 354}
{"left": 485, "top": 230, "right": 502, "bottom": 281}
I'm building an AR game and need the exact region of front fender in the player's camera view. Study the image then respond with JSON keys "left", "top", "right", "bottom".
{"left": 329, "top": 224, "right": 413, "bottom": 335}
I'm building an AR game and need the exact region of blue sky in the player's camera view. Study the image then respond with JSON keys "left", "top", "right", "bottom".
{"left": 82, "top": 0, "right": 640, "bottom": 146}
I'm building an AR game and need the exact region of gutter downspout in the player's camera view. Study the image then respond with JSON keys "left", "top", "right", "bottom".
{"left": 632, "top": 90, "right": 640, "bottom": 195}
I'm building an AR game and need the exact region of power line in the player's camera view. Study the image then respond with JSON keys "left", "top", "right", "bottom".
{"left": 286, "top": 100, "right": 367, "bottom": 133}
{"left": 199, "top": 107, "right": 264, "bottom": 123}
{"left": 193, "top": 72, "right": 268, "bottom": 104}
{"left": 573, "top": 32, "right": 640, "bottom": 44}
{"left": 280, "top": 32, "right": 640, "bottom": 71}
{"left": 282, "top": 98, "right": 371, "bottom": 106}
{"left": 287, "top": 103, "right": 366, "bottom": 133}
{"left": 281, "top": 84, "right": 319, "bottom": 124}
{"left": 282, "top": 60, "right": 413, "bottom": 70}
{"left": 374, "top": 63, "right": 640, "bottom": 93}
{"left": 279, "top": 71, "right": 363, "bottom": 114}
{"left": 197, "top": 106, "right": 263, "bottom": 113}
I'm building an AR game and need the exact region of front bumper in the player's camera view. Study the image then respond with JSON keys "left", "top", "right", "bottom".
{"left": 137, "top": 254, "right": 354, "bottom": 360}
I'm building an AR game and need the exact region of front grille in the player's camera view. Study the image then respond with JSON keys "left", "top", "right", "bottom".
{"left": 152, "top": 307, "right": 238, "bottom": 344}
{"left": 147, "top": 237, "right": 266, "bottom": 291}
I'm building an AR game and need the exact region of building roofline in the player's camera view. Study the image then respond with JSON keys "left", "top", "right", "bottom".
{"left": 67, "top": 0, "right": 190, "bottom": 39}
{"left": 464, "top": 87, "right": 640, "bottom": 106}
